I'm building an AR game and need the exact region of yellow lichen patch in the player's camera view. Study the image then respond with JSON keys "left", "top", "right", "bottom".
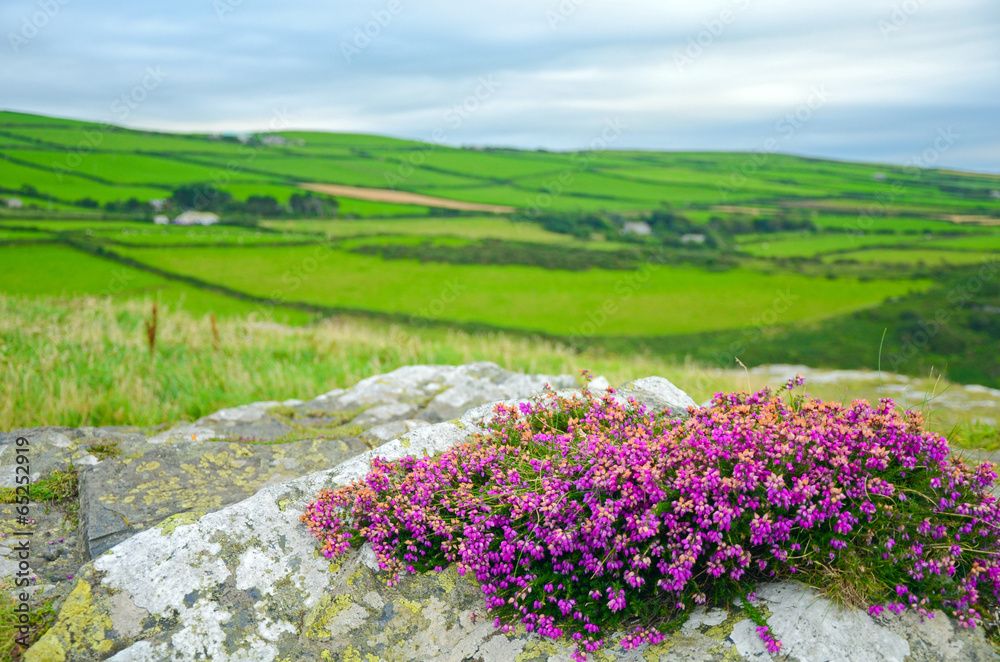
{"left": 135, "top": 461, "right": 161, "bottom": 473}
{"left": 719, "top": 643, "right": 744, "bottom": 660}
{"left": 435, "top": 566, "right": 458, "bottom": 594}
{"left": 304, "top": 594, "right": 355, "bottom": 639}
{"left": 515, "top": 638, "right": 563, "bottom": 662}
{"left": 334, "top": 646, "right": 378, "bottom": 662}
{"left": 702, "top": 610, "right": 745, "bottom": 641}
{"left": 642, "top": 640, "right": 677, "bottom": 662}
{"left": 400, "top": 438, "right": 411, "bottom": 448}
{"left": 24, "top": 581, "right": 113, "bottom": 662}
{"left": 395, "top": 597, "right": 423, "bottom": 614}
{"left": 339, "top": 646, "right": 362, "bottom": 662}
{"left": 155, "top": 510, "right": 206, "bottom": 535}
{"left": 704, "top": 642, "right": 743, "bottom": 661}
{"left": 277, "top": 498, "right": 293, "bottom": 512}
{"left": 345, "top": 567, "right": 366, "bottom": 588}
{"left": 230, "top": 443, "right": 254, "bottom": 458}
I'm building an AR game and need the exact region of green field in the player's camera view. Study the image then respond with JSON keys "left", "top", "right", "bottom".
{"left": 0, "top": 156, "right": 168, "bottom": 203}
{"left": 738, "top": 233, "right": 924, "bottom": 258}
{"left": 3, "top": 111, "right": 998, "bottom": 220}
{"left": 0, "top": 244, "right": 311, "bottom": 322}
{"left": 0, "top": 227, "right": 52, "bottom": 241}
{"left": 923, "top": 234, "right": 1000, "bottom": 251}
{"left": 93, "top": 225, "right": 322, "bottom": 246}
{"left": 265, "top": 217, "right": 583, "bottom": 243}
{"left": 106, "top": 243, "right": 930, "bottom": 336}
{"left": 809, "top": 214, "right": 986, "bottom": 234}
{"left": 2, "top": 110, "right": 999, "bottom": 391}
{"left": 823, "top": 249, "right": 998, "bottom": 265}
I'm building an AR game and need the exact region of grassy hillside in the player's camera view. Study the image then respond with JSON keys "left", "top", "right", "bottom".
{"left": 0, "top": 295, "right": 739, "bottom": 430}
{"left": 2, "top": 296, "right": 996, "bottom": 454}
{"left": 3, "top": 111, "right": 998, "bottom": 218}
{"left": 1, "top": 110, "right": 998, "bottom": 392}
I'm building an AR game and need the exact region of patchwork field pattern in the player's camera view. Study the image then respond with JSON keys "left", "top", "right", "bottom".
{"left": 1, "top": 111, "right": 999, "bottom": 388}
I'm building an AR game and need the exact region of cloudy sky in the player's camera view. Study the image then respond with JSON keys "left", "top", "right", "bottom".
{"left": 3, "top": 0, "right": 998, "bottom": 171}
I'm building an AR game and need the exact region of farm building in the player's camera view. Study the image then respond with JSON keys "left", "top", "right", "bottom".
{"left": 173, "top": 211, "right": 220, "bottom": 226}
{"left": 5, "top": 198, "right": 24, "bottom": 209}
{"left": 621, "top": 221, "right": 652, "bottom": 236}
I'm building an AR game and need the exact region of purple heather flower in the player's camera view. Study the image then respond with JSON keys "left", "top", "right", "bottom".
{"left": 300, "top": 383, "right": 1000, "bottom": 661}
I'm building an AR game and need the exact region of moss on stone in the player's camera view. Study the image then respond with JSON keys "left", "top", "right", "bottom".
{"left": 435, "top": 566, "right": 458, "bottom": 595}
{"left": 396, "top": 597, "right": 423, "bottom": 614}
{"left": 345, "top": 567, "right": 366, "bottom": 588}
{"left": 303, "top": 594, "right": 355, "bottom": 640}
{"left": 155, "top": 510, "right": 207, "bottom": 536}
{"left": 24, "top": 580, "right": 113, "bottom": 662}
{"left": 514, "top": 638, "right": 563, "bottom": 662}
{"left": 642, "top": 640, "right": 677, "bottom": 661}
{"left": 701, "top": 608, "right": 752, "bottom": 641}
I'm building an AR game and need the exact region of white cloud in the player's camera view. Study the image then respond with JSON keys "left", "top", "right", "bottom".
{"left": 1, "top": 0, "right": 997, "bottom": 171}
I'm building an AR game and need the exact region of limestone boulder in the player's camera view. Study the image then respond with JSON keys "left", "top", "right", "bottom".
{"left": 617, "top": 376, "right": 698, "bottom": 417}
{"left": 24, "top": 372, "right": 999, "bottom": 661}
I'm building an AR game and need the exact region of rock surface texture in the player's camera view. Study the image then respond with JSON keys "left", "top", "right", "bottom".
{"left": 4, "top": 363, "right": 997, "bottom": 661}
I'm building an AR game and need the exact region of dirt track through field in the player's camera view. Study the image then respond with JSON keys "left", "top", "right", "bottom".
{"left": 300, "top": 183, "right": 516, "bottom": 213}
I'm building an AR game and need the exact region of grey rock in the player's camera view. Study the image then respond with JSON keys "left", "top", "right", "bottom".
{"left": 419, "top": 363, "right": 575, "bottom": 423}
{"left": 618, "top": 376, "right": 698, "bottom": 417}
{"left": 295, "top": 362, "right": 575, "bottom": 422}
{"left": 69, "top": 363, "right": 577, "bottom": 560}
{"left": 588, "top": 375, "right": 611, "bottom": 391}
{"left": 363, "top": 419, "right": 430, "bottom": 443}
{"left": 26, "top": 369, "right": 997, "bottom": 661}
{"left": 77, "top": 435, "right": 370, "bottom": 559}
{"left": 0, "top": 427, "right": 147, "bottom": 487}
{"left": 147, "top": 401, "right": 295, "bottom": 444}
{"left": 296, "top": 365, "right": 453, "bottom": 413}
{"left": 350, "top": 402, "right": 419, "bottom": 428}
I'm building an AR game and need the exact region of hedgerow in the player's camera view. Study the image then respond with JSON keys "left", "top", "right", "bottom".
{"left": 303, "top": 378, "right": 1000, "bottom": 659}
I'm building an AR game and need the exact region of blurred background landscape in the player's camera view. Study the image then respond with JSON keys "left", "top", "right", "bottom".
{"left": 1, "top": 0, "right": 998, "bottom": 446}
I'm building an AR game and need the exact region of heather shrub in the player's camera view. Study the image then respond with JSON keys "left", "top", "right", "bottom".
{"left": 303, "top": 379, "right": 1000, "bottom": 659}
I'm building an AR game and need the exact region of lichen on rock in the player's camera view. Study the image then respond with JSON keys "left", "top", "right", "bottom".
{"left": 17, "top": 364, "right": 1000, "bottom": 661}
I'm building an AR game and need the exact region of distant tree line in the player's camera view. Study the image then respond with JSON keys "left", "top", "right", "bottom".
{"left": 521, "top": 206, "right": 835, "bottom": 251}
{"left": 166, "top": 185, "right": 338, "bottom": 219}
{"left": 704, "top": 211, "right": 815, "bottom": 235}
{"left": 81, "top": 185, "right": 340, "bottom": 220}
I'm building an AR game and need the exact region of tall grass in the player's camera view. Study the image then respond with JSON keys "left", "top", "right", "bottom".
{"left": 3, "top": 294, "right": 996, "bottom": 448}
{"left": 0, "top": 295, "right": 739, "bottom": 430}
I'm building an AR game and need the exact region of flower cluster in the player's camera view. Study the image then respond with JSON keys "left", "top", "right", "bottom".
{"left": 302, "top": 382, "right": 1000, "bottom": 660}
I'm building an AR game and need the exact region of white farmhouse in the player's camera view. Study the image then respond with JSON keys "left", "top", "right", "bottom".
{"left": 681, "top": 233, "right": 706, "bottom": 244}
{"left": 153, "top": 215, "right": 170, "bottom": 225}
{"left": 5, "top": 197, "right": 24, "bottom": 209}
{"left": 173, "top": 211, "right": 220, "bottom": 226}
{"left": 621, "top": 221, "right": 652, "bottom": 236}
{"left": 260, "top": 135, "right": 291, "bottom": 146}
